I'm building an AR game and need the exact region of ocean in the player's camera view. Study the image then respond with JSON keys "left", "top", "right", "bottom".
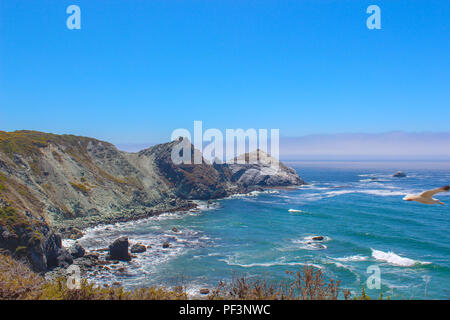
{"left": 68, "top": 161, "right": 450, "bottom": 300}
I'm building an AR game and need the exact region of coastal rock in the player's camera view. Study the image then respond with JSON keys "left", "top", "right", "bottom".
{"left": 199, "top": 288, "right": 210, "bottom": 295}
{"left": 42, "top": 231, "right": 73, "bottom": 269}
{"left": 69, "top": 243, "right": 86, "bottom": 259}
{"left": 84, "top": 252, "right": 99, "bottom": 260}
{"left": 162, "top": 241, "right": 170, "bottom": 248}
{"left": 172, "top": 227, "right": 179, "bottom": 233}
{"left": 130, "top": 243, "right": 146, "bottom": 253}
{"left": 107, "top": 237, "right": 131, "bottom": 261}
{"left": 311, "top": 236, "right": 324, "bottom": 241}
{"left": 0, "top": 210, "right": 72, "bottom": 271}
{"left": 224, "top": 149, "right": 305, "bottom": 187}
{"left": 55, "top": 249, "right": 73, "bottom": 268}
{"left": 393, "top": 171, "right": 407, "bottom": 178}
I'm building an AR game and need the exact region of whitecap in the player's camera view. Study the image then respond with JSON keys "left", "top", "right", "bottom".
{"left": 225, "top": 189, "right": 279, "bottom": 199}
{"left": 371, "top": 249, "right": 431, "bottom": 267}
{"left": 324, "top": 189, "right": 408, "bottom": 198}
{"left": 220, "top": 257, "right": 322, "bottom": 269}
{"left": 334, "top": 255, "right": 369, "bottom": 262}
{"left": 62, "top": 238, "right": 76, "bottom": 249}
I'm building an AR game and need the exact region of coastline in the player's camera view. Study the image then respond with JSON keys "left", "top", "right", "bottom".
{"left": 57, "top": 201, "right": 199, "bottom": 240}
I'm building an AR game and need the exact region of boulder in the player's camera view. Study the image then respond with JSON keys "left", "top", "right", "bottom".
{"left": 199, "top": 288, "right": 210, "bottom": 295}
{"left": 393, "top": 171, "right": 406, "bottom": 178}
{"left": 162, "top": 241, "right": 170, "bottom": 248}
{"left": 43, "top": 232, "right": 73, "bottom": 269}
{"left": 107, "top": 237, "right": 131, "bottom": 261}
{"left": 312, "top": 236, "right": 324, "bottom": 241}
{"left": 172, "top": 227, "right": 179, "bottom": 233}
{"left": 130, "top": 243, "right": 147, "bottom": 253}
{"left": 55, "top": 249, "right": 73, "bottom": 268}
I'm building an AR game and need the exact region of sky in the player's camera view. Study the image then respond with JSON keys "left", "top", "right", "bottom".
{"left": 0, "top": 0, "right": 449, "bottom": 149}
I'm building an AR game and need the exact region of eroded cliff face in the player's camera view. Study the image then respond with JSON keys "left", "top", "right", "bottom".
{"left": 0, "top": 131, "right": 305, "bottom": 271}
{"left": 0, "top": 131, "right": 184, "bottom": 233}
{"left": 143, "top": 139, "right": 241, "bottom": 200}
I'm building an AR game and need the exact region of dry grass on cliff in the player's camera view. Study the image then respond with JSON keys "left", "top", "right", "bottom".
{"left": 208, "top": 267, "right": 351, "bottom": 300}
{"left": 0, "top": 253, "right": 45, "bottom": 299}
{"left": 0, "top": 253, "right": 187, "bottom": 300}
{"left": 1, "top": 253, "right": 378, "bottom": 300}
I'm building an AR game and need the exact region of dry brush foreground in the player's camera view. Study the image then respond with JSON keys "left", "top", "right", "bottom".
{"left": 0, "top": 253, "right": 379, "bottom": 300}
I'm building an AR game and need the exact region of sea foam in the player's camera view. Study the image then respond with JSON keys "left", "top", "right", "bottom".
{"left": 334, "top": 255, "right": 369, "bottom": 262}
{"left": 371, "top": 249, "right": 430, "bottom": 267}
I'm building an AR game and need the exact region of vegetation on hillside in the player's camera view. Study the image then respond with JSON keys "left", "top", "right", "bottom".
{"left": 0, "top": 130, "right": 103, "bottom": 159}
{"left": 0, "top": 253, "right": 383, "bottom": 300}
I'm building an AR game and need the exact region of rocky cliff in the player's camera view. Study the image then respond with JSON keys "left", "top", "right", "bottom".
{"left": 225, "top": 149, "right": 305, "bottom": 187}
{"left": 0, "top": 131, "right": 304, "bottom": 271}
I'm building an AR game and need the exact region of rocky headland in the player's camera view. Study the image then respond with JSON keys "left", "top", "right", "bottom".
{"left": 0, "top": 131, "right": 305, "bottom": 272}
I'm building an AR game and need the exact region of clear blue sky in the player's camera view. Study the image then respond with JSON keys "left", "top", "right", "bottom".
{"left": 0, "top": 0, "right": 449, "bottom": 144}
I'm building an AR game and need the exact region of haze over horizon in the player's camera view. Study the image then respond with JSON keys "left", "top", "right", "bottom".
{"left": 112, "top": 131, "right": 450, "bottom": 161}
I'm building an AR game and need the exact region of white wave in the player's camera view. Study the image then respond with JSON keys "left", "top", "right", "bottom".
{"left": 288, "top": 209, "right": 303, "bottom": 213}
{"left": 191, "top": 200, "right": 220, "bottom": 211}
{"left": 371, "top": 249, "right": 431, "bottom": 267}
{"left": 220, "top": 257, "right": 322, "bottom": 269}
{"left": 324, "top": 189, "right": 408, "bottom": 198}
{"left": 334, "top": 255, "right": 369, "bottom": 262}
{"left": 62, "top": 239, "right": 76, "bottom": 249}
{"left": 298, "top": 183, "right": 335, "bottom": 191}
{"left": 226, "top": 189, "right": 279, "bottom": 199}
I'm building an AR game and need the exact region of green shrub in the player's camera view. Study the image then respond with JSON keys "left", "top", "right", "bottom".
{"left": 70, "top": 182, "right": 90, "bottom": 195}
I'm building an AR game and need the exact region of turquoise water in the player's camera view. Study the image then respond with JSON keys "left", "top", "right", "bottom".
{"left": 74, "top": 161, "right": 450, "bottom": 299}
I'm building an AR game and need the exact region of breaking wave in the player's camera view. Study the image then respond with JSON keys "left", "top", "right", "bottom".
{"left": 371, "top": 249, "right": 431, "bottom": 267}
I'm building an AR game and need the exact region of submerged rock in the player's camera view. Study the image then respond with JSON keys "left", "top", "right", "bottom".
{"left": 107, "top": 237, "right": 131, "bottom": 261}
{"left": 393, "top": 171, "right": 407, "bottom": 178}
{"left": 199, "top": 288, "right": 210, "bottom": 295}
{"left": 130, "top": 243, "right": 146, "bottom": 253}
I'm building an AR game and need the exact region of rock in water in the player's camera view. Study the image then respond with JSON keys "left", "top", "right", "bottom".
{"left": 162, "top": 241, "right": 170, "bottom": 248}
{"left": 225, "top": 149, "right": 305, "bottom": 187}
{"left": 130, "top": 243, "right": 147, "bottom": 253}
{"left": 312, "top": 236, "right": 324, "bottom": 241}
{"left": 107, "top": 237, "right": 131, "bottom": 261}
{"left": 43, "top": 232, "right": 73, "bottom": 269}
{"left": 69, "top": 243, "right": 86, "bottom": 259}
{"left": 393, "top": 171, "right": 407, "bottom": 178}
{"left": 199, "top": 288, "right": 210, "bottom": 295}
